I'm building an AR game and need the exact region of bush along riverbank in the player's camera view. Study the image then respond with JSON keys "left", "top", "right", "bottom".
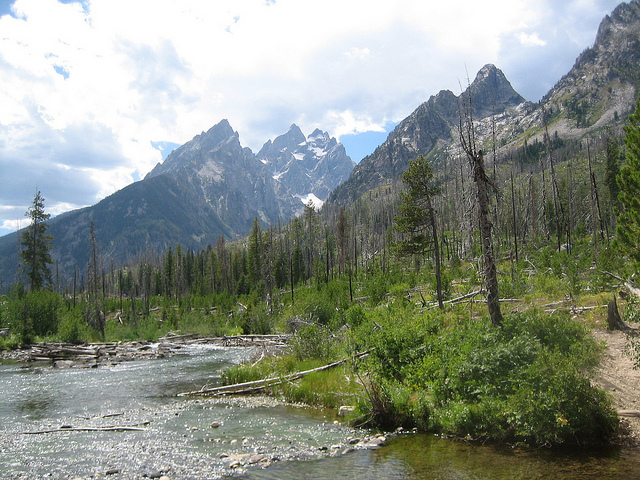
{"left": 223, "top": 303, "right": 619, "bottom": 447}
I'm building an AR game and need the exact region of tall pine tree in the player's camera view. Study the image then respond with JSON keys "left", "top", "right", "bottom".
{"left": 20, "top": 190, "right": 54, "bottom": 291}
{"left": 617, "top": 93, "right": 640, "bottom": 272}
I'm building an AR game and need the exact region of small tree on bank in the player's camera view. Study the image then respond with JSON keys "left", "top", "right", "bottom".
{"left": 393, "top": 155, "right": 444, "bottom": 308}
{"left": 20, "top": 190, "right": 54, "bottom": 291}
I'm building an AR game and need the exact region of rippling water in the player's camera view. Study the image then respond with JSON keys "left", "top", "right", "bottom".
{"left": 2, "top": 345, "right": 640, "bottom": 480}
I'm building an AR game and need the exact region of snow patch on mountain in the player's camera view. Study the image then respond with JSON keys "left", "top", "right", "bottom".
{"left": 297, "top": 193, "right": 324, "bottom": 210}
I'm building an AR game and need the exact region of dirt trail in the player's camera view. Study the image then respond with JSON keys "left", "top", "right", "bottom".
{"left": 594, "top": 329, "right": 640, "bottom": 445}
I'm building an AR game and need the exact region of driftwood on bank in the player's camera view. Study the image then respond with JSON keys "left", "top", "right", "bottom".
{"left": 178, "top": 349, "right": 373, "bottom": 397}
{"left": 22, "top": 424, "right": 148, "bottom": 434}
{"left": 2, "top": 334, "right": 291, "bottom": 366}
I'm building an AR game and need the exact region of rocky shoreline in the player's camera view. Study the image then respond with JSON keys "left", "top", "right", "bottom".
{"left": 0, "top": 333, "right": 290, "bottom": 368}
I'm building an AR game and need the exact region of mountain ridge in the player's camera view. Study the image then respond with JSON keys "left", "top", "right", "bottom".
{"left": 0, "top": 122, "right": 353, "bottom": 287}
{"left": 327, "top": 0, "right": 640, "bottom": 209}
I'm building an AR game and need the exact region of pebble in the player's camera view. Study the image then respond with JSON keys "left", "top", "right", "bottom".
{"left": 248, "top": 454, "right": 266, "bottom": 464}
{"left": 105, "top": 468, "right": 120, "bottom": 475}
{"left": 210, "top": 421, "right": 222, "bottom": 428}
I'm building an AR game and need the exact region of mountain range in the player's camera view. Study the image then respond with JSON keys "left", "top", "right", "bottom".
{"left": 0, "top": 122, "right": 354, "bottom": 287}
{"left": 1, "top": 0, "right": 639, "bottom": 289}
{"left": 328, "top": 0, "right": 640, "bottom": 206}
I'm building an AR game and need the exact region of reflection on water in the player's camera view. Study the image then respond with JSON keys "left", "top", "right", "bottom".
{"left": 2, "top": 346, "right": 640, "bottom": 480}
{"left": 243, "top": 433, "right": 640, "bottom": 480}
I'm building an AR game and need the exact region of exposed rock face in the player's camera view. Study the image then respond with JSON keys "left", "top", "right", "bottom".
{"left": 328, "top": 1, "right": 640, "bottom": 209}
{"left": 328, "top": 64, "right": 524, "bottom": 205}
{"left": 257, "top": 124, "right": 354, "bottom": 209}
{"left": 146, "top": 119, "right": 283, "bottom": 231}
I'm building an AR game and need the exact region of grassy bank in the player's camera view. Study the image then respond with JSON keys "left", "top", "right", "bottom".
{"left": 223, "top": 299, "right": 619, "bottom": 446}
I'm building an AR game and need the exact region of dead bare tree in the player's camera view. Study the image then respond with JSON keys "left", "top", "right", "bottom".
{"left": 458, "top": 86, "right": 504, "bottom": 327}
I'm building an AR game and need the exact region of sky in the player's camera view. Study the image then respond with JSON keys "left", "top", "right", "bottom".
{"left": 0, "top": 0, "right": 623, "bottom": 237}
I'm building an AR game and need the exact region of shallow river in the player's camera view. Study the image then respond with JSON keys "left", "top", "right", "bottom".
{"left": 1, "top": 345, "right": 640, "bottom": 479}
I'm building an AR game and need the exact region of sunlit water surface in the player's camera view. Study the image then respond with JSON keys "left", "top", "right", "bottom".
{"left": 1, "top": 345, "right": 640, "bottom": 479}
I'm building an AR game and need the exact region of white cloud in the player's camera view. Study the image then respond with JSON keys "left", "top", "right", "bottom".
{"left": 0, "top": 0, "right": 623, "bottom": 236}
{"left": 518, "top": 32, "right": 547, "bottom": 47}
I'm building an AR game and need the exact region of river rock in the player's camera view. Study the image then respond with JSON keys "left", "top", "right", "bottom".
{"left": 248, "top": 454, "right": 266, "bottom": 464}
{"left": 361, "top": 435, "right": 386, "bottom": 448}
{"left": 226, "top": 453, "right": 251, "bottom": 464}
{"left": 105, "top": 468, "right": 120, "bottom": 475}
{"left": 210, "top": 421, "right": 222, "bottom": 428}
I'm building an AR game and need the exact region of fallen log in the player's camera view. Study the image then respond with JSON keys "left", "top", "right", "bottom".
{"left": 424, "top": 289, "right": 484, "bottom": 309}
{"left": 599, "top": 271, "right": 640, "bottom": 299}
{"left": 178, "top": 349, "right": 373, "bottom": 397}
{"left": 618, "top": 410, "right": 640, "bottom": 418}
{"left": 22, "top": 425, "right": 147, "bottom": 434}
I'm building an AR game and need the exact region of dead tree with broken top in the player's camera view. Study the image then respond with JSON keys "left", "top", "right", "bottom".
{"left": 458, "top": 88, "right": 504, "bottom": 327}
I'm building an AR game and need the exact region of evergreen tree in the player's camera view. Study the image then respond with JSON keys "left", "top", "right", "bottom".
{"left": 616, "top": 93, "right": 640, "bottom": 271}
{"left": 393, "top": 155, "right": 443, "bottom": 308}
{"left": 20, "top": 190, "right": 54, "bottom": 291}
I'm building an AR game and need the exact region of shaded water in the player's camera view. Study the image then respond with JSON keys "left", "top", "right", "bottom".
{"left": 2, "top": 345, "right": 640, "bottom": 479}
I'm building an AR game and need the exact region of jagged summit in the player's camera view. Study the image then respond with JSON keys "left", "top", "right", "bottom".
{"left": 596, "top": 0, "right": 640, "bottom": 46}
{"left": 146, "top": 119, "right": 239, "bottom": 179}
{"left": 328, "top": 64, "right": 526, "bottom": 205}
{"left": 257, "top": 125, "right": 354, "bottom": 203}
{"left": 465, "top": 64, "right": 526, "bottom": 118}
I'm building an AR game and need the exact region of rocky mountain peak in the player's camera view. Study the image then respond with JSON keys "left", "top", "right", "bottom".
{"left": 465, "top": 64, "right": 525, "bottom": 118}
{"left": 146, "top": 119, "right": 239, "bottom": 179}
{"left": 596, "top": 0, "right": 640, "bottom": 46}
{"left": 256, "top": 126, "right": 353, "bottom": 205}
{"left": 199, "top": 119, "right": 236, "bottom": 146}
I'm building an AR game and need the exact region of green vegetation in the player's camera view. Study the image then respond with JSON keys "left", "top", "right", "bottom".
{"left": 616, "top": 91, "right": 640, "bottom": 271}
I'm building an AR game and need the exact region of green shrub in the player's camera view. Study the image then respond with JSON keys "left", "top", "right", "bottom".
{"left": 4, "top": 289, "right": 61, "bottom": 339}
{"left": 361, "top": 310, "right": 616, "bottom": 445}
{"left": 57, "top": 316, "right": 90, "bottom": 344}
{"left": 290, "top": 323, "right": 336, "bottom": 361}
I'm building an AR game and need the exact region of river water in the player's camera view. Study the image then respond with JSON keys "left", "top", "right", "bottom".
{"left": 1, "top": 345, "right": 640, "bottom": 479}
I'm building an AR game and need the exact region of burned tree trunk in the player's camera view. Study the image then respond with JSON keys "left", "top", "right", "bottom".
{"left": 459, "top": 89, "right": 503, "bottom": 327}
{"left": 607, "top": 295, "right": 631, "bottom": 332}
